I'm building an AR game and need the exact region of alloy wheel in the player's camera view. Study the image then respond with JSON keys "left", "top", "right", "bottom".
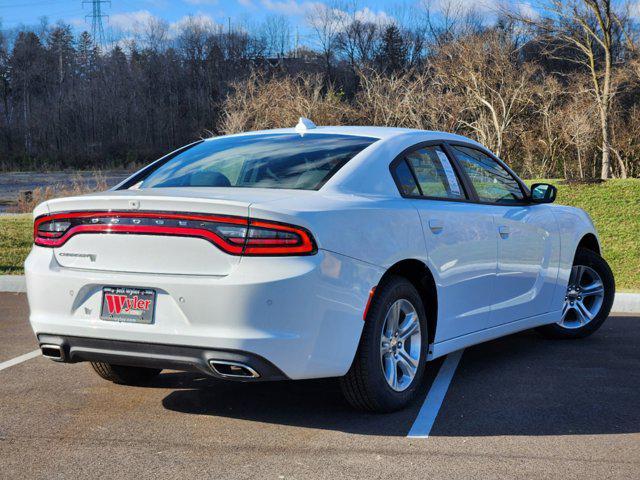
{"left": 558, "top": 265, "right": 605, "bottom": 329}
{"left": 380, "top": 299, "right": 421, "bottom": 392}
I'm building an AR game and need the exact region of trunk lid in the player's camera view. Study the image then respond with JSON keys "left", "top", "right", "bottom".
{"left": 44, "top": 188, "right": 295, "bottom": 276}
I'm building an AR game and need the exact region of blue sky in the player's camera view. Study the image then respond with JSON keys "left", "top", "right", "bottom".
{"left": 2, "top": 1, "right": 637, "bottom": 46}
{"left": 0, "top": 0, "right": 525, "bottom": 36}
{"left": 1, "top": 0, "right": 402, "bottom": 30}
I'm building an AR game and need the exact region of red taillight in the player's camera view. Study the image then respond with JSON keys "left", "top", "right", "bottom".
{"left": 244, "top": 220, "right": 315, "bottom": 255}
{"left": 33, "top": 211, "right": 317, "bottom": 256}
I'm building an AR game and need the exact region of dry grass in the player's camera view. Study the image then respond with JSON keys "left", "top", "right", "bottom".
{"left": 9, "top": 171, "right": 108, "bottom": 213}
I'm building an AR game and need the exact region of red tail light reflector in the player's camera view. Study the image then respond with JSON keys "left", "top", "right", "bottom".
{"left": 34, "top": 211, "right": 317, "bottom": 256}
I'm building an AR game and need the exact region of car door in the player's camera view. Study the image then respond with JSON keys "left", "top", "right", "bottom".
{"left": 390, "top": 143, "right": 498, "bottom": 342}
{"left": 449, "top": 144, "right": 560, "bottom": 325}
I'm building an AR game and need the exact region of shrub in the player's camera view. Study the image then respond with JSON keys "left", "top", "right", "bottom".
{"left": 220, "top": 73, "right": 357, "bottom": 134}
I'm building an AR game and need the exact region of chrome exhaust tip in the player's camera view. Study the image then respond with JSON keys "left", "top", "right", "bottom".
{"left": 40, "top": 344, "right": 65, "bottom": 362}
{"left": 208, "top": 360, "right": 260, "bottom": 379}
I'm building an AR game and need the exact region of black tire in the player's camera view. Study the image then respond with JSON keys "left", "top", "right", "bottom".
{"left": 537, "top": 247, "right": 615, "bottom": 339}
{"left": 90, "top": 362, "right": 162, "bottom": 385}
{"left": 340, "top": 275, "right": 428, "bottom": 412}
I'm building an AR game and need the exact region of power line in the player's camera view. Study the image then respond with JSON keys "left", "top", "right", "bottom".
{"left": 82, "top": 0, "right": 109, "bottom": 47}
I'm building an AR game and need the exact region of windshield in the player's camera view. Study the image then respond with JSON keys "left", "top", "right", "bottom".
{"left": 137, "top": 133, "right": 377, "bottom": 190}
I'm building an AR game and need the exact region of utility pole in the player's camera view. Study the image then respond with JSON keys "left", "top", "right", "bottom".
{"left": 82, "top": 0, "right": 110, "bottom": 48}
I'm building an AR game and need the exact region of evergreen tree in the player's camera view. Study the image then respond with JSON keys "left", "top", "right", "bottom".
{"left": 376, "top": 24, "right": 407, "bottom": 73}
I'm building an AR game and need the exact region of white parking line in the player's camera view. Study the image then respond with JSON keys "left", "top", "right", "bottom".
{"left": 408, "top": 349, "right": 464, "bottom": 438}
{"left": 0, "top": 350, "right": 41, "bottom": 372}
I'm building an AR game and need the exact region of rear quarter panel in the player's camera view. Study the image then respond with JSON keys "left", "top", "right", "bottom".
{"left": 249, "top": 193, "right": 426, "bottom": 270}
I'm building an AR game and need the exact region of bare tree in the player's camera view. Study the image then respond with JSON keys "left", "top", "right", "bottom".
{"left": 356, "top": 69, "right": 432, "bottom": 128}
{"left": 420, "top": 0, "right": 485, "bottom": 47}
{"left": 306, "top": 2, "right": 343, "bottom": 76}
{"left": 524, "top": 75, "right": 567, "bottom": 178}
{"left": 430, "top": 31, "right": 538, "bottom": 158}
{"left": 2, "top": 10, "right": 640, "bottom": 180}
{"left": 261, "top": 15, "right": 291, "bottom": 57}
{"left": 337, "top": 19, "right": 379, "bottom": 69}
{"left": 141, "top": 17, "right": 170, "bottom": 52}
{"left": 507, "top": 0, "right": 630, "bottom": 179}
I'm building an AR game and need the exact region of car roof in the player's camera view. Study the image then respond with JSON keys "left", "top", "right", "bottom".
{"left": 205, "top": 125, "right": 477, "bottom": 144}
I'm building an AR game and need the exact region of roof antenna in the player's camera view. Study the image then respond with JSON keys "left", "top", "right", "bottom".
{"left": 295, "top": 117, "right": 317, "bottom": 133}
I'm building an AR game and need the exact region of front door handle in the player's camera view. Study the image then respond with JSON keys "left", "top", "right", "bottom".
{"left": 429, "top": 219, "right": 444, "bottom": 233}
{"left": 498, "top": 225, "right": 510, "bottom": 238}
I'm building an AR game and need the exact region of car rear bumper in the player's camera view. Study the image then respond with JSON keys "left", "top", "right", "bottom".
{"left": 37, "top": 334, "right": 288, "bottom": 381}
{"left": 25, "top": 245, "right": 383, "bottom": 380}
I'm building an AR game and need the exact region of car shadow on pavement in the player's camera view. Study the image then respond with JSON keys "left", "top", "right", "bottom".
{"left": 158, "top": 316, "right": 638, "bottom": 437}
{"left": 158, "top": 358, "right": 445, "bottom": 436}
{"left": 430, "top": 316, "right": 640, "bottom": 437}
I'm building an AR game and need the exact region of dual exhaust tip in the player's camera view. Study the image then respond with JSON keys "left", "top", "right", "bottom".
{"left": 208, "top": 360, "right": 260, "bottom": 379}
{"left": 40, "top": 343, "right": 260, "bottom": 380}
{"left": 40, "top": 344, "right": 65, "bottom": 362}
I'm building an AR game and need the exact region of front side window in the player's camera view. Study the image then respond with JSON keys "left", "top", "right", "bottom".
{"left": 392, "top": 145, "right": 464, "bottom": 200}
{"left": 137, "top": 133, "right": 377, "bottom": 191}
{"left": 451, "top": 146, "right": 524, "bottom": 204}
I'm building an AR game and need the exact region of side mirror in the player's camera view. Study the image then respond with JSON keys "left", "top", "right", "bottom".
{"left": 529, "top": 183, "right": 557, "bottom": 204}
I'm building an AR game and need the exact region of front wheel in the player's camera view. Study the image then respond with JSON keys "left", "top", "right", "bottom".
{"left": 340, "top": 275, "right": 428, "bottom": 412}
{"left": 537, "top": 247, "right": 615, "bottom": 339}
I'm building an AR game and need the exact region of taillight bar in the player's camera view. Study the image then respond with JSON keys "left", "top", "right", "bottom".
{"left": 34, "top": 211, "right": 317, "bottom": 256}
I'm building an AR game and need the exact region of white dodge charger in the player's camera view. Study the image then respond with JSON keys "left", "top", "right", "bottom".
{"left": 25, "top": 119, "right": 615, "bottom": 412}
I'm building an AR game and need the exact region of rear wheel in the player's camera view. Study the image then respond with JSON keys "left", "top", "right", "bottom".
{"left": 537, "top": 248, "right": 614, "bottom": 339}
{"left": 340, "top": 275, "right": 428, "bottom": 412}
{"left": 91, "top": 362, "right": 162, "bottom": 385}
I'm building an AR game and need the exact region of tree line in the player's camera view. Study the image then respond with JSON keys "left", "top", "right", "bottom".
{"left": 1, "top": 0, "right": 639, "bottom": 179}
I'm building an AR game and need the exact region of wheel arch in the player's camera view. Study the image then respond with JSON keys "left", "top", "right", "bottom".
{"left": 576, "top": 233, "right": 600, "bottom": 256}
{"left": 380, "top": 259, "right": 438, "bottom": 347}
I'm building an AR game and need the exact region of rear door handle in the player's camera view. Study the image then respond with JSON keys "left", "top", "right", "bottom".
{"left": 498, "top": 225, "right": 510, "bottom": 238}
{"left": 429, "top": 219, "right": 444, "bottom": 233}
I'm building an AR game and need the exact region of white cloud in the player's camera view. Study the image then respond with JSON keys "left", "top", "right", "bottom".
{"left": 352, "top": 7, "right": 394, "bottom": 26}
{"left": 260, "top": 0, "right": 320, "bottom": 16}
{"left": 515, "top": 2, "right": 539, "bottom": 21}
{"left": 107, "top": 9, "right": 221, "bottom": 38}
{"left": 428, "top": 0, "right": 493, "bottom": 15}
{"left": 427, "top": 0, "right": 539, "bottom": 23}
{"left": 238, "top": 0, "right": 254, "bottom": 6}
{"left": 259, "top": 0, "right": 392, "bottom": 26}
{"left": 169, "top": 13, "right": 221, "bottom": 35}
{"left": 68, "top": 17, "right": 87, "bottom": 29}
{"left": 109, "top": 10, "right": 157, "bottom": 32}
{"left": 630, "top": 1, "right": 640, "bottom": 19}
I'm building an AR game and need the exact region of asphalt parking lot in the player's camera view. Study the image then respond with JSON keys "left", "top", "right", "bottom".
{"left": 1, "top": 292, "right": 638, "bottom": 479}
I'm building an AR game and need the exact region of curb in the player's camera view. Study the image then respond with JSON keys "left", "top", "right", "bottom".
{"left": 1, "top": 275, "right": 638, "bottom": 313}
{"left": 611, "top": 293, "right": 640, "bottom": 314}
{"left": 0, "top": 275, "right": 27, "bottom": 293}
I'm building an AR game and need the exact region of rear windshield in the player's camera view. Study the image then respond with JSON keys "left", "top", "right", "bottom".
{"left": 137, "top": 133, "right": 377, "bottom": 190}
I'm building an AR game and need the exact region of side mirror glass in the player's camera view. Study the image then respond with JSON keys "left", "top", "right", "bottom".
{"left": 530, "top": 183, "right": 557, "bottom": 203}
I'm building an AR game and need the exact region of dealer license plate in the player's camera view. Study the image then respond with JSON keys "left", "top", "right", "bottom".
{"left": 100, "top": 287, "right": 156, "bottom": 324}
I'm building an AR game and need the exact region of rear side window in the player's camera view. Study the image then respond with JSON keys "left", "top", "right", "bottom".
{"left": 394, "top": 160, "right": 420, "bottom": 196}
{"left": 451, "top": 146, "right": 524, "bottom": 204}
{"left": 137, "top": 133, "right": 377, "bottom": 191}
{"left": 392, "top": 145, "right": 465, "bottom": 200}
